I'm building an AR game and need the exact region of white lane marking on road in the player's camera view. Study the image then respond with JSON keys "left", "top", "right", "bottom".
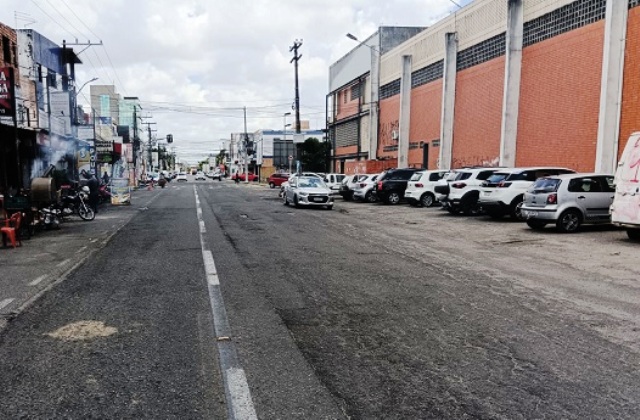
{"left": 57, "top": 259, "right": 71, "bottom": 268}
{"left": 200, "top": 220, "right": 206, "bottom": 233}
{"left": 203, "top": 250, "right": 220, "bottom": 285}
{"left": 29, "top": 275, "right": 47, "bottom": 286}
{"left": 194, "top": 187, "right": 257, "bottom": 419}
{"left": 0, "top": 298, "right": 15, "bottom": 311}
{"left": 227, "top": 368, "right": 258, "bottom": 420}
{"left": 76, "top": 246, "right": 88, "bottom": 254}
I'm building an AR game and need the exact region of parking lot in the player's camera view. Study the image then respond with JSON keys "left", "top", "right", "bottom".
{"left": 264, "top": 186, "right": 640, "bottom": 351}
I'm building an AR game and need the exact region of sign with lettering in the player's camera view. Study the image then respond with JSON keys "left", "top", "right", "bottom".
{"left": 0, "top": 67, "right": 15, "bottom": 117}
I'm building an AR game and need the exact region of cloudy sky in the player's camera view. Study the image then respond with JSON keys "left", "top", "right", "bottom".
{"left": 2, "top": 0, "right": 471, "bottom": 165}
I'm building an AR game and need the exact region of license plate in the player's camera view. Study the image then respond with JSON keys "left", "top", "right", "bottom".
{"left": 313, "top": 197, "right": 324, "bottom": 202}
{"left": 524, "top": 210, "right": 538, "bottom": 218}
{"left": 483, "top": 191, "right": 491, "bottom": 196}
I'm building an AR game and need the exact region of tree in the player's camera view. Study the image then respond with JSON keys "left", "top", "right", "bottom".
{"left": 298, "top": 137, "right": 329, "bottom": 173}
{"left": 216, "top": 149, "right": 227, "bottom": 166}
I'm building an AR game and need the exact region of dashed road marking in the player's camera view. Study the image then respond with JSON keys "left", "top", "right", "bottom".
{"left": 29, "top": 275, "right": 47, "bottom": 286}
{"left": 57, "top": 259, "right": 71, "bottom": 268}
{"left": 0, "top": 298, "right": 15, "bottom": 311}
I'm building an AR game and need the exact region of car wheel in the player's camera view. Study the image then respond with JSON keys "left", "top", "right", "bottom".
{"left": 283, "top": 194, "right": 289, "bottom": 206}
{"left": 462, "top": 202, "right": 480, "bottom": 216}
{"left": 269, "top": 182, "right": 275, "bottom": 189}
{"left": 510, "top": 197, "right": 525, "bottom": 220}
{"left": 446, "top": 206, "right": 459, "bottom": 215}
{"left": 365, "top": 191, "right": 376, "bottom": 203}
{"left": 556, "top": 209, "right": 581, "bottom": 233}
{"left": 324, "top": 205, "right": 333, "bottom": 210}
{"left": 386, "top": 192, "right": 401, "bottom": 205}
{"left": 420, "top": 193, "right": 435, "bottom": 208}
{"left": 627, "top": 229, "right": 640, "bottom": 241}
{"left": 293, "top": 195, "right": 300, "bottom": 208}
{"left": 526, "top": 219, "right": 547, "bottom": 230}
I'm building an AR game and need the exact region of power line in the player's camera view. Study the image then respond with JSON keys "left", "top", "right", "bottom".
{"left": 43, "top": 0, "right": 90, "bottom": 40}
{"left": 29, "top": 0, "right": 76, "bottom": 39}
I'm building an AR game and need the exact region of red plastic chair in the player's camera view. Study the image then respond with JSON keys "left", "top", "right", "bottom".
{"left": 1, "top": 212, "right": 22, "bottom": 248}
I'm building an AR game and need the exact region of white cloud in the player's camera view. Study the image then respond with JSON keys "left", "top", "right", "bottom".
{"left": 3, "top": 0, "right": 470, "bottom": 163}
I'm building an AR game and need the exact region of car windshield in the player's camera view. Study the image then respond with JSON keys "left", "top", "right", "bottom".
{"left": 530, "top": 178, "right": 561, "bottom": 193}
{"left": 410, "top": 172, "right": 424, "bottom": 181}
{"left": 298, "top": 178, "right": 326, "bottom": 188}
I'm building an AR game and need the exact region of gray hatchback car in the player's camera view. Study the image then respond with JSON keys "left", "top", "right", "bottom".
{"left": 521, "top": 173, "right": 615, "bottom": 232}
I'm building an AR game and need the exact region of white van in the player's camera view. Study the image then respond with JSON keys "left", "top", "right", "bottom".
{"left": 610, "top": 131, "right": 640, "bottom": 240}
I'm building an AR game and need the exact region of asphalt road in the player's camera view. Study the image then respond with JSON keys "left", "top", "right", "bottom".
{"left": 2, "top": 178, "right": 640, "bottom": 419}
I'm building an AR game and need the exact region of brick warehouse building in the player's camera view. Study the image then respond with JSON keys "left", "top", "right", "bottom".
{"left": 331, "top": 0, "right": 640, "bottom": 174}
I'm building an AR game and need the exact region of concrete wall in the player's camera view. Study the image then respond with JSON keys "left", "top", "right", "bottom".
{"left": 516, "top": 21, "right": 604, "bottom": 171}
{"left": 452, "top": 57, "right": 505, "bottom": 168}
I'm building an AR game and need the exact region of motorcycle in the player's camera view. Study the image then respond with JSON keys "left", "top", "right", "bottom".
{"left": 39, "top": 204, "right": 61, "bottom": 230}
{"left": 59, "top": 186, "right": 95, "bottom": 221}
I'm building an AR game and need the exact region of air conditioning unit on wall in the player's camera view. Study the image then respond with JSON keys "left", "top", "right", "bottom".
{"left": 392, "top": 130, "right": 399, "bottom": 140}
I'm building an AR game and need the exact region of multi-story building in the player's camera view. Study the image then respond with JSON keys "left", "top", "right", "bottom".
{"left": 254, "top": 128, "right": 326, "bottom": 179}
{"left": 328, "top": 26, "right": 425, "bottom": 175}
{"left": 372, "top": 0, "right": 640, "bottom": 173}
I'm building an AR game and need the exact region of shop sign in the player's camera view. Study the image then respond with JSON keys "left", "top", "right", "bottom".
{"left": 0, "top": 67, "right": 15, "bottom": 117}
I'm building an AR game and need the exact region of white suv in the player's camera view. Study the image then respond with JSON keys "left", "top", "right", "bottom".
{"left": 479, "top": 167, "right": 574, "bottom": 219}
{"left": 405, "top": 170, "right": 448, "bottom": 207}
{"left": 434, "top": 168, "right": 499, "bottom": 215}
{"left": 352, "top": 173, "right": 381, "bottom": 203}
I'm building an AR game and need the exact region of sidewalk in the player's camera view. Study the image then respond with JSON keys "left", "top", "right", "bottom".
{"left": 0, "top": 187, "right": 163, "bottom": 332}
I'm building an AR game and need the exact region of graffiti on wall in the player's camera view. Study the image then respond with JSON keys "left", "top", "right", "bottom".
{"left": 452, "top": 155, "right": 500, "bottom": 169}
{"left": 380, "top": 120, "right": 399, "bottom": 147}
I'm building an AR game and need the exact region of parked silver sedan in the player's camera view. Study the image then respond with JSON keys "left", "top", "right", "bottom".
{"left": 521, "top": 173, "right": 615, "bottom": 232}
{"left": 283, "top": 175, "right": 334, "bottom": 210}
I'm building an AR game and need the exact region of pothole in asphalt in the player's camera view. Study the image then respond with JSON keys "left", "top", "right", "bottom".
{"left": 47, "top": 321, "right": 118, "bottom": 341}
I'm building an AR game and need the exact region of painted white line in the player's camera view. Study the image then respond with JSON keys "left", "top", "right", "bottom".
{"left": 57, "top": 259, "right": 71, "bottom": 268}
{"left": 76, "top": 246, "right": 88, "bottom": 254}
{"left": 194, "top": 188, "right": 257, "bottom": 418}
{"left": 203, "top": 251, "right": 220, "bottom": 285}
{"left": 0, "top": 298, "right": 15, "bottom": 311}
{"left": 29, "top": 275, "right": 47, "bottom": 286}
{"left": 227, "top": 368, "right": 258, "bottom": 420}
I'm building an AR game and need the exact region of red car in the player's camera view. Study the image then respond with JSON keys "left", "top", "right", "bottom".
{"left": 233, "top": 173, "right": 258, "bottom": 182}
{"left": 267, "top": 173, "right": 291, "bottom": 188}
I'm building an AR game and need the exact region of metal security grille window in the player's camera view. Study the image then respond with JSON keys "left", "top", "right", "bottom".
{"left": 335, "top": 120, "right": 358, "bottom": 148}
{"left": 380, "top": 79, "right": 401, "bottom": 100}
{"left": 411, "top": 60, "right": 444, "bottom": 89}
{"left": 631, "top": 0, "right": 640, "bottom": 9}
{"left": 457, "top": 33, "right": 506, "bottom": 72}
{"left": 350, "top": 83, "right": 362, "bottom": 101}
{"left": 523, "top": 0, "right": 606, "bottom": 47}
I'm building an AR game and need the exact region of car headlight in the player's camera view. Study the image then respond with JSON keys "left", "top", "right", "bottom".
{"left": 298, "top": 192, "right": 309, "bottom": 197}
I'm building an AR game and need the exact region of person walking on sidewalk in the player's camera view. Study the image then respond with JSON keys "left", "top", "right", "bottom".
{"left": 84, "top": 171, "right": 100, "bottom": 214}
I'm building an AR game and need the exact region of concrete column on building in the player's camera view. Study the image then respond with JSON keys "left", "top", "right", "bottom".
{"left": 369, "top": 46, "right": 380, "bottom": 161}
{"left": 499, "top": 0, "right": 524, "bottom": 167}
{"left": 398, "top": 55, "right": 412, "bottom": 169}
{"left": 595, "top": 0, "right": 628, "bottom": 173}
{"left": 439, "top": 32, "right": 457, "bottom": 170}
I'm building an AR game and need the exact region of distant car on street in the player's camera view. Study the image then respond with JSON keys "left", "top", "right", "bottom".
{"left": 268, "top": 173, "right": 291, "bottom": 189}
{"left": 195, "top": 171, "right": 206, "bottom": 181}
{"left": 233, "top": 173, "right": 258, "bottom": 182}
{"left": 176, "top": 172, "right": 188, "bottom": 182}
{"left": 283, "top": 175, "right": 333, "bottom": 210}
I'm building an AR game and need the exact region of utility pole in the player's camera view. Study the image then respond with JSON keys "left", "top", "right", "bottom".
{"left": 140, "top": 121, "right": 156, "bottom": 173}
{"left": 290, "top": 40, "right": 302, "bottom": 134}
{"left": 243, "top": 106, "right": 249, "bottom": 184}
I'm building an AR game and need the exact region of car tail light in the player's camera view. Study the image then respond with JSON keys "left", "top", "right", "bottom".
{"left": 498, "top": 181, "right": 512, "bottom": 188}
{"left": 547, "top": 193, "right": 557, "bottom": 204}
{"left": 451, "top": 182, "right": 466, "bottom": 189}
{"left": 415, "top": 183, "right": 424, "bottom": 188}
{"left": 377, "top": 181, "right": 383, "bottom": 190}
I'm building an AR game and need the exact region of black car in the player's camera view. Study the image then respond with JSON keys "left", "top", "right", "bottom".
{"left": 373, "top": 168, "right": 421, "bottom": 204}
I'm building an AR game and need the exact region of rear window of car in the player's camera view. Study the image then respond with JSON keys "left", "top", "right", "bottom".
{"left": 429, "top": 172, "right": 446, "bottom": 182}
{"left": 410, "top": 172, "right": 424, "bottom": 181}
{"left": 530, "top": 178, "right": 561, "bottom": 193}
{"left": 455, "top": 172, "right": 473, "bottom": 181}
{"left": 486, "top": 172, "right": 510, "bottom": 183}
